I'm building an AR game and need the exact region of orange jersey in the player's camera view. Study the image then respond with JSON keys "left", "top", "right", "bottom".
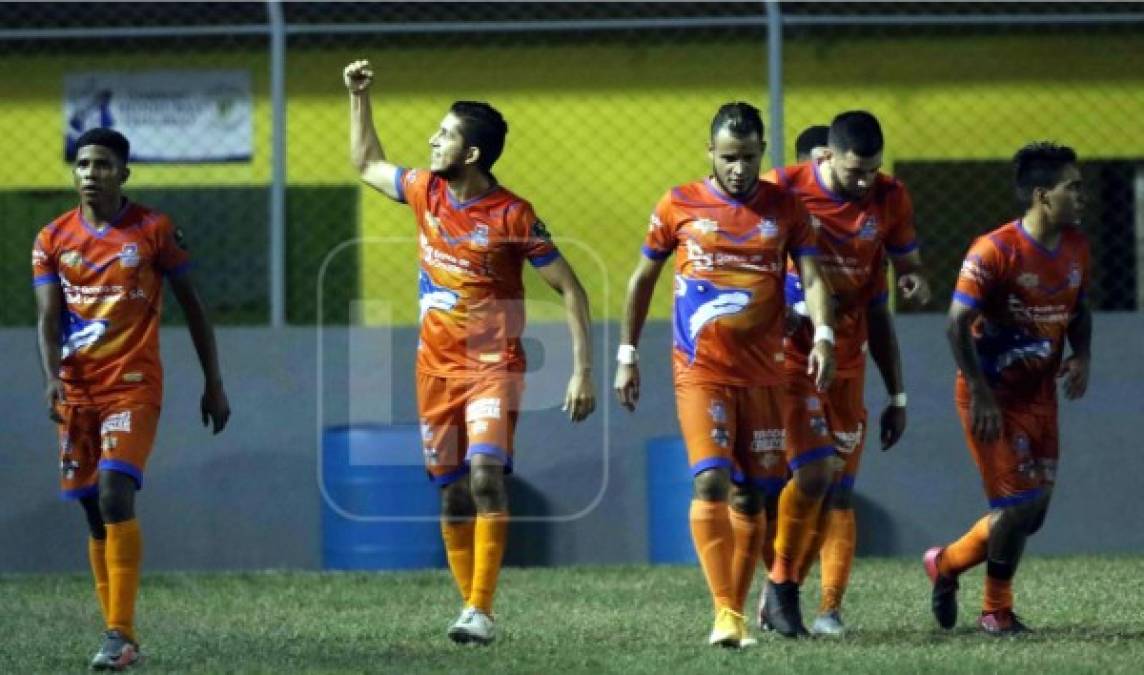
{"left": 952, "top": 220, "right": 1090, "bottom": 411}
{"left": 32, "top": 202, "right": 191, "bottom": 406}
{"left": 643, "top": 178, "right": 817, "bottom": 387}
{"left": 397, "top": 168, "right": 559, "bottom": 379}
{"left": 767, "top": 162, "right": 917, "bottom": 377}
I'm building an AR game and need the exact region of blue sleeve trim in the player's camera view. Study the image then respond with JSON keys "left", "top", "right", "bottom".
{"left": 952, "top": 291, "right": 983, "bottom": 310}
{"left": 98, "top": 459, "right": 143, "bottom": 490}
{"left": 788, "top": 445, "right": 837, "bottom": 472}
{"left": 164, "top": 261, "right": 193, "bottom": 279}
{"left": 868, "top": 291, "right": 890, "bottom": 308}
{"left": 690, "top": 457, "right": 733, "bottom": 476}
{"left": 429, "top": 465, "right": 470, "bottom": 487}
{"left": 790, "top": 246, "right": 819, "bottom": 258}
{"left": 528, "top": 249, "right": 561, "bottom": 268}
{"left": 466, "top": 443, "right": 510, "bottom": 466}
{"left": 60, "top": 484, "right": 100, "bottom": 501}
{"left": 33, "top": 273, "right": 61, "bottom": 287}
{"left": 838, "top": 474, "right": 856, "bottom": 491}
{"left": 394, "top": 167, "right": 408, "bottom": 203}
{"left": 641, "top": 245, "right": 671, "bottom": 261}
{"left": 988, "top": 487, "right": 1043, "bottom": 509}
{"left": 886, "top": 240, "right": 919, "bottom": 255}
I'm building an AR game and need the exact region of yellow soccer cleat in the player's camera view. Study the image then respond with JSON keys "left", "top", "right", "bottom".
{"left": 708, "top": 607, "right": 746, "bottom": 648}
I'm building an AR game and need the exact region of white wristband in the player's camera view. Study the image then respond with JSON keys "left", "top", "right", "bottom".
{"left": 616, "top": 344, "right": 638, "bottom": 365}
{"left": 889, "top": 392, "right": 908, "bottom": 407}
{"left": 813, "top": 325, "right": 835, "bottom": 345}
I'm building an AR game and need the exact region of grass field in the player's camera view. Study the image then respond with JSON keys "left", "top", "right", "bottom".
{"left": 5, "top": 556, "right": 1144, "bottom": 673}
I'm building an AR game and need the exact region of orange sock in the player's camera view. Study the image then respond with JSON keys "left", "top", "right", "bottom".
{"left": 939, "top": 515, "right": 991, "bottom": 577}
{"left": 105, "top": 519, "right": 142, "bottom": 642}
{"left": 762, "top": 510, "right": 777, "bottom": 573}
{"left": 469, "top": 513, "right": 508, "bottom": 614}
{"left": 770, "top": 483, "right": 822, "bottom": 584}
{"left": 797, "top": 502, "right": 832, "bottom": 583}
{"left": 88, "top": 537, "right": 110, "bottom": 622}
{"left": 690, "top": 500, "right": 735, "bottom": 610}
{"left": 983, "top": 576, "right": 1013, "bottom": 613}
{"left": 440, "top": 519, "right": 476, "bottom": 604}
{"left": 728, "top": 508, "right": 765, "bottom": 612}
{"left": 819, "top": 508, "right": 856, "bottom": 612}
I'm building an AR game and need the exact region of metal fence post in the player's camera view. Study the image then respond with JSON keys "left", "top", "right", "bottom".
{"left": 766, "top": 1, "right": 784, "bottom": 170}
{"left": 268, "top": 0, "right": 287, "bottom": 327}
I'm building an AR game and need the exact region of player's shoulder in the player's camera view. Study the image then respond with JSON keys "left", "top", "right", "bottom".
{"left": 873, "top": 172, "right": 910, "bottom": 202}
{"left": 664, "top": 179, "right": 709, "bottom": 204}
{"left": 38, "top": 208, "right": 80, "bottom": 241}
{"left": 974, "top": 220, "right": 1022, "bottom": 256}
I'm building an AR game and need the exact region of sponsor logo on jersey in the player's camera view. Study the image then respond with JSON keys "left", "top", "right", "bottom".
{"left": 751, "top": 428, "right": 785, "bottom": 453}
{"left": 60, "top": 311, "right": 109, "bottom": 359}
{"left": 691, "top": 218, "right": 718, "bottom": 235}
{"left": 61, "top": 251, "right": 82, "bottom": 268}
{"left": 858, "top": 216, "right": 878, "bottom": 240}
{"left": 1018, "top": 272, "right": 1039, "bottom": 288}
{"left": 466, "top": 397, "right": 502, "bottom": 422}
{"left": 809, "top": 415, "right": 829, "bottom": 437}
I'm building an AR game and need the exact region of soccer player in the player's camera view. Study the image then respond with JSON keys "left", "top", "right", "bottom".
{"left": 794, "top": 125, "right": 830, "bottom": 164}
{"left": 32, "top": 128, "right": 231, "bottom": 670}
{"left": 614, "top": 101, "right": 836, "bottom": 648}
{"left": 924, "top": 142, "right": 1090, "bottom": 635}
{"left": 758, "top": 110, "right": 931, "bottom": 637}
{"left": 344, "top": 60, "right": 596, "bottom": 645}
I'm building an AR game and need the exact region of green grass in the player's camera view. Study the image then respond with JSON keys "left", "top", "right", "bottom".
{"left": 4, "top": 557, "right": 1144, "bottom": 673}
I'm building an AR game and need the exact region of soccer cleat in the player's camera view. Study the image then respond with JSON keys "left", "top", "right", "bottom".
{"left": 764, "top": 580, "right": 809, "bottom": 638}
{"left": 756, "top": 580, "right": 775, "bottom": 632}
{"left": 90, "top": 630, "right": 140, "bottom": 671}
{"left": 447, "top": 606, "right": 496, "bottom": 645}
{"left": 978, "top": 609, "right": 1030, "bottom": 636}
{"left": 810, "top": 609, "right": 846, "bottom": 637}
{"left": 923, "top": 546, "right": 959, "bottom": 630}
{"left": 707, "top": 607, "right": 746, "bottom": 648}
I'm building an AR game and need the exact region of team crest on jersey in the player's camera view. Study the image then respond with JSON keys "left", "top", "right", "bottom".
{"left": 758, "top": 218, "right": 778, "bottom": 239}
{"left": 60, "top": 456, "right": 80, "bottom": 480}
{"left": 119, "top": 243, "right": 140, "bottom": 268}
{"left": 1017, "top": 272, "right": 1039, "bottom": 288}
{"left": 648, "top": 213, "right": 664, "bottom": 232}
{"left": 858, "top": 216, "right": 878, "bottom": 240}
{"left": 471, "top": 223, "right": 489, "bottom": 249}
{"left": 33, "top": 248, "right": 47, "bottom": 266}
{"left": 809, "top": 415, "right": 829, "bottom": 437}
{"left": 60, "top": 251, "right": 82, "bottom": 268}
{"left": 691, "top": 218, "right": 718, "bottom": 235}
{"left": 708, "top": 400, "right": 728, "bottom": 424}
{"left": 1068, "top": 262, "right": 1082, "bottom": 289}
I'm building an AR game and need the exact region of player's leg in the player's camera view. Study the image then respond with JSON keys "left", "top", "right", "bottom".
{"left": 676, "top": 384, "right": 744, "bottom": 647}
{"left": 809, "top": 376, "right": 867, "bottom": 636}
{"left": 91, "top": 404, "right": 157, "bottom": 670}
{"left": 755, "top": 490, "right": 780, "bottom": 632}
{"left": 764, "top": 373, "right": 835, "bottom": 638}
{"left": 60, "top": 406, "right": 112, "bottom": 628}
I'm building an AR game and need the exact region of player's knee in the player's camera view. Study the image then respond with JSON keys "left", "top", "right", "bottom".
{"left": 79, "top": 496, "right": 106, "bottom": 539}
{"left": 440, "top": 480, "right": 475, "bottom": 518}
{"left": 792, "top": 462, "right": 831, "bottom": 498}
{"left": 828, "top": 484, "right": 854, "bottom": 510}
{"left": 469, "top": 465, "right": 507, "bottom": 511}
{"left": 729, "top": 483, "right": 762, "bottom": 515}
{"left": 1026, "top": 490, "right": 1053, "bottom": 535}
{"left": 692, "top": 468, "right": 730, "bottom": 502}
{"left": 97, "top": 471, "right": 136, "bottom": 524}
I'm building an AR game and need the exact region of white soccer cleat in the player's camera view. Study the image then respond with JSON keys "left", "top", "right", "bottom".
{"left": 810, "top": 610, "right": 847, "bottom": 637}
{"left": 447, "top": 606, "right": 496, "bottom": 645}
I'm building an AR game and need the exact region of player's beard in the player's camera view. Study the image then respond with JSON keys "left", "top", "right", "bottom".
{"left": 828, "top": 165, "right": 867, "bottom": 201}
{"left": 431, "top": 160, "right": 463, "bottom": 181}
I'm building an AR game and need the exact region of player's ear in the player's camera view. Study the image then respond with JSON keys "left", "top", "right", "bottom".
{"left": 464, "top": 145, "right": 481, "bottom": 168}
{"left": 759, "top": 140, "right": 767, "bottom": 155}
{"left": 120, "top": 166, "right": 130, "bottom": 185}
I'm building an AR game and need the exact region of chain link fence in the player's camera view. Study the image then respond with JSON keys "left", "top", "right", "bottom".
{"left": 1, "top": 2, "right": 1141, "bottom": 328}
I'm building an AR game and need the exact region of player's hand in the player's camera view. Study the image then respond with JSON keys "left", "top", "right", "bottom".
{"left": 879, "top": 403, "right": 907, "bottom": 451}
{"left": 201, "top": 380, "right": 231, "bottom": 434}
{"left": 343, "top": 60, "right": 374, "bottom": 94}
{"left": 1057, "top": 353, "right": 1090, "bottom": 400}
{"left": 44, "top": 378, "right": 66, "bottom": 423}
{"left": 613, "top": 363, "right": 640, "bottom": 412}
{"left": 808, "top": 340, "right": 835, "bottom": 392}
{"left": 897, "top": 272, "right": 932, "bottom": 306}
{"left": 969, "top": 384, "right": 1002, "bottom": 442}
{"left": 562, "top": 370, "right": 596, "bottom": 422}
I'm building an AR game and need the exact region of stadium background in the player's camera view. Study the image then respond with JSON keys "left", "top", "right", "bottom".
{"left": 1, "top": 2, "right": 1142, "bottom": 572}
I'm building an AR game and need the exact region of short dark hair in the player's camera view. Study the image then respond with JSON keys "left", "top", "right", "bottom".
{"left": 710, "top": 101, "right": 764, "bottom": 140}
{"left": 449, "top": 101, "right": 508, "bottom": 174}
{"left": 74, "top": 128, "right": 130, "bottom": 165}
{"left": 795, "top": 125, "right": 830, "bottom": 159}
{"left": 1014, "top": 141, "right": 1078, "bottom": 208}
{"left": 828, "top": 111, "right": 883, "bottom": 157}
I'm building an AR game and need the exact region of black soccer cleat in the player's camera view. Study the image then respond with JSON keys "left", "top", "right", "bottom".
{"left": 765, "top": 580, "right": 809, "bottom": 638}
{"left": 923, "top": 546, "right": 959, "bottom": 630}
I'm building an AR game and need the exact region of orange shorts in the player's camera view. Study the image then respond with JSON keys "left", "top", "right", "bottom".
{"left": 675, "top": 382, "right": 788, "bottom": 496}
{"left": 57, "top": 402, "right": 160, "bottom": 499}
{"left": 785, "top": 370, "right": 867, "bottom": 490}
{"left": 416, "top": 374, "right": 522, "bottom": 486}
{"left": 956, "top": 402, "right": 1058, "bottom": 509}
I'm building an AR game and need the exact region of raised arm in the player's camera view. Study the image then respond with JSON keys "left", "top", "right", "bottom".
{"left": 34, "top": 283, "right": 65, "bottom": 422}
{"left": 613, "top": 254, "right": 666, "bottom": 411}
{"left": 345, "top": 59, "right": 402, "bottom": 201}
{"left": 169, "top": 272, "right": 231, "bottom": 434}
{"left": 533, "top": 256, "right": 596, "bottom": 422}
